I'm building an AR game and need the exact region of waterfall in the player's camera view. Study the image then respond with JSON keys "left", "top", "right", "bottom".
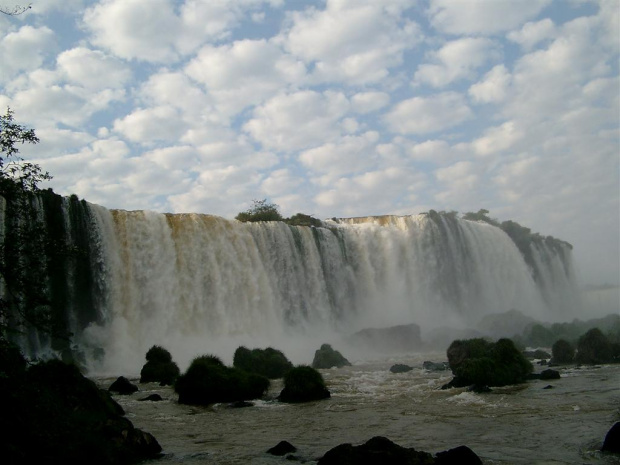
{"left": 1, "top": 194, "right": 581, "bottom": 374}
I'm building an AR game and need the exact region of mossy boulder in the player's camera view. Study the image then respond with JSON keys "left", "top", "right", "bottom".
{"left": 233, "top": 346, "right": 293, "bottom": 379}
{"left": 445, "top": 338, "right": 532, "bottom": 388}
{"left": 174, "top": 355, "right": 269, "bottom": 406}
{"left": 312, "top": 344, "right": 351, "bottom": 369}
{"left": 0, "top": 356, "right": 161, "bottom": 464}
{"left": 551, "top": 339, "right": 575, "bottom": 364}
{"left": 140, "top": 345, "right": 180, "bottom": 385}
{"left": 575, "top": 328, "right": 613, "bottom": 364}
{"left": 278, "top": 365, "right": 330, "bottom": 403}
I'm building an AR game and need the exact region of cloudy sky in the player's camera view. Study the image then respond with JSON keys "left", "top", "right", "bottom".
{"left": 1, "top": 0, "right": 618, "bottom": 287}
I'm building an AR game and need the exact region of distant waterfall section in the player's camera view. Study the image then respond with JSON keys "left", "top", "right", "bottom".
{"left": 0, "top": 192, "right": 581, "bottom": 373}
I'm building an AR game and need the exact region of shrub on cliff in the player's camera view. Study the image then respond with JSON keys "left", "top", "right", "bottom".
{"left": 278, "top": 365, "right": 330, "bottom": 403}
{"left": 575, "top": 328, "right": 613, "bottom": 364}
{"left": 311, "top": 343, "right": 351, "bottom": 369}
{"left": 140, "top": 345, "right": 180, "bottom": 385}
{"left": 235, "top": 199, "right": 283, "bottom": 222}
{"left": 0, "top": 354, "right": 161, "bottom": 464}
{"left": 446, "top": 338, "right": 532, "bottom": 388}
{"left": 233, "top": 346, "right": 293, "bottom": 379}
{"left": 175, "top": 355, "right": 269, "bottom": 405}
{"left": 551, "top": 339, "right": 575, "bottom": 364}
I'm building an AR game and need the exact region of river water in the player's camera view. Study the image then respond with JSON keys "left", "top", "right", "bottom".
{"left": 102, "top": 353, "right": 620, "bottom": 465}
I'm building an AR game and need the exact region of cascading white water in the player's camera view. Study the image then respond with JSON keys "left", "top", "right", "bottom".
{"left": 78, "top": 208, "right": 580, "bottom": 375}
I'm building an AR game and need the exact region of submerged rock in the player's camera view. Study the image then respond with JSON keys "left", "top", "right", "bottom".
{"left": 528, "top": 369, "right": 560, "bottom": 380}
{"left": 390, "top": 364, "right": 413, "bottom": 373}
{"left": 318, "top": 436, "right": 433, "bottom": 465}
{"left": 109, "top": 376, "right": 139, "bottom": 395}
{"left": 422, "top": 361, "right": 449, "bottom": 371}
{"left": 138, "top": 394, "right": 163, "bottom": 402}
{"left": 312, "top": 344, "right": 351, "bottom": 369}
{"left": 602, "top": 422, "right": 620, "bottom": 453}
{"left": 267, "top": 440, "right": 297, "bottom": 456}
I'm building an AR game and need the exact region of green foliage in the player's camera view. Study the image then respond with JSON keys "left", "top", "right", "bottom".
{"left": 447, "top": 338, "right": 532, "bottom": 387}
{"left": 140, "top": 345, "right": 180, "bottom": 385}
{"left": 174, "top": 355, "right": 269, "bottom": 405}
{"left": 286, "top": 212, "right": 322, "bottom": 227}
{"left": 575, "top": 328, "right": 612, "bottom": 364}
{"left": 235, "top": 199, "right": 283, "bottom": 222}
{"left": 278, "top": 365, "right": 330, "bottom": 403}
{"left": 462, "top": 209, "right": 498, "bottom": 226}
{"left": 233, "top": 346, "right": 293, "bottom": 379}
{"left": 311, "top": 343, "right": 351, "bottom": 369}
{"left": 551, "top": 339, "right": 574, "bottom": 364}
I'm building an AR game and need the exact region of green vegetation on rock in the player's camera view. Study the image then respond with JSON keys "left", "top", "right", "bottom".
{"left": 575, "top": 328, "right": 613, "bottom": 364}
{"left": 446, "top": 338, "right": 532, "bottom": 388}
{"left": 233, "top": 346, "right": 293, "bottom": 379}
{"left": 140, "top": 345, "right": 180, "bottom": 385}
{"left": 278, "top": 365, "right": 330, "bottom": 403}
{"left": 551, "top": 339, "right": 575, "bottom": 364}
{"left": 175, "top": 355, "right": 269, "bottom": 405}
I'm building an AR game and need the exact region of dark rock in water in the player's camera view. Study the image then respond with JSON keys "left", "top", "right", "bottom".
{"left": 312, "top": 344, "right": 351, "bottom": 369}
{"left": 390, "top": 364, "right": 413, "bottom": 373}
{"left": 267, "top": 440, "right": 297, "bottom": 456}
{"left": 279, "top": 366, "right": 330, "bottom": 403}
{"left": 423, "top": 361, "right": 448, "bottom": 371}
{"left": 138, "top": 394, "right": 163, "bottom": 402}
{"left": 529, "top": 369, "right": 560, "bottom": 381}
{"left": 602, "top": 422, "right": 620, "bottom": 453}
{"left": 0, "top": 358, "right": 161, "bottom": 464}
{"left": 140, "top": 345, "right": 180, "bottom": 386}
{"left": 229, "top": 400, "right": 254, "bottom": 408}
{"left": 469, "top": 385, "right": 491, "bottom": 393}
{"left": 435, "top": 445, "right": 482, "bottom": 464}
{"left": 109, "top": 376, "right": 139, "bottom": 395}
{"left": 349, "top": 324, "right": 422, "bottom": 353}
{"left": 317, "top": 436, "right": 434, "bottom": 464}
{"left": 543, "top": 385, "right": 554, "bottom": 389}
{"left": 523, "top": 349, "right": 551, "bottom": 360}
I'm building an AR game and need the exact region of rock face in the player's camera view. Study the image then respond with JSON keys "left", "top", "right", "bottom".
{"left": 390, "top": 364, "right": 413, "bottom": 373}
{"left": 278, "top": 366, "right": 330, "bottom": 403}
{"left": 318, "top": 436, "right": 434, "bottom": 465}
{"left": 139, "top": 345, "right": 180, "bottom": 385}
{"left": 312, "top": 344, "right": 351, "bottom": 369}
{"left": 349, "top": 324, "right": 422, "bottom": 353}
{"left": 233, "top": 346, "right": 293, "bottom": 379}
{"left": 602, "top": 422, "right": 620, "bottom": 453}
{"left": 175, "top": 355, "right": 269, "bottom": 406}
{"left": 109, "top": 376, "right": 139, "bottom": 395}
{"left": 0, "top": 356, "right": 161, "bottom": 465}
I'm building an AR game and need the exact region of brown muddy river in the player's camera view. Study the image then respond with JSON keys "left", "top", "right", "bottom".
{"left": 101, "top": 353, "right": 620, "bottom": 464}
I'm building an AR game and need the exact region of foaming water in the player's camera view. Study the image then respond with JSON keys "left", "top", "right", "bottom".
{"left": 104, "top": 355, "right": 620, "bottom": 465}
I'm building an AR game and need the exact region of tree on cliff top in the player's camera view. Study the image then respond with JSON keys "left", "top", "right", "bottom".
{"left": 235, "top": 199, "right": 283, "bottom": 222}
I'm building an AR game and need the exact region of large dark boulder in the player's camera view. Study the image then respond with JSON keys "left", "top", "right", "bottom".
{"left": 318, "top": 436, "right": 434, "bottom": 465}
{"left": 349, "top": 324, "right": 422, "bottom": 352}
{"left": 267, "top": 440, "right": 297, "bottom": 456}
{"left": 278, "top": 365, "right": 330, "bottom": 403}
{"left": 390, "top": 364, "right": 413, "bottom": 373}
{"left": 446, "top": 338, "right": 532, "bottom": 388}
{"left": 109, "top": 376, "right": 139, "bottom": 395}
{"left": 0, "top": 358, "right": 161, "bottom": 465}
{"left": 312, "top": 344, "right": 351, "bottom": 369}
{"left": 140, "top": 345, "right": 180, "bottom": 385}
{"left": 233, "top": 346, "right": 293, "bottom": 379}
{"left": 435, "top": 445, "right": 482, "bottom": 464}
{"left": 602, "top": 422, "right": 620, "bottom": 453}
{"left": 174, "top": 355, "right": 269, "bottom": 406}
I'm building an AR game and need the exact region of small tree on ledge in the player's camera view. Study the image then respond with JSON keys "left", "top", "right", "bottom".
{"left": 235, "top": 199, "right": 283, "bottom": 222}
